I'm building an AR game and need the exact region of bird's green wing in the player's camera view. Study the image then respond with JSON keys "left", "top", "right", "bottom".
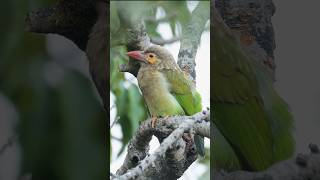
{"left": 212, "top": 123, "right": 241, "bottom": 171}
{"left": 213, "top": 16, "right": 274, "bottom": 171}
{"left": 255, "top": 66, "right": 295, "bottom": 162}
{"left": 160, "top": 69, "right": 202, "bottom": 115}
{"left": 161, "top": 69, "right": 204, "bottom": 156}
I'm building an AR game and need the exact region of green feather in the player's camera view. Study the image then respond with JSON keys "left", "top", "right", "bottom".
{"left": 161, "top": 69, "right": 205, "bottom": 156}
{"left": 213, "top": 16, "right": 294, "bottom": 171}
{"left": 212, "top": 123, "right": 241, "bottom": 171}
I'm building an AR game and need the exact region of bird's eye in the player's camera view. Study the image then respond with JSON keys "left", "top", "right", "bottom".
{"left": 146, "top": 53, "right": 157, "bottom": 64}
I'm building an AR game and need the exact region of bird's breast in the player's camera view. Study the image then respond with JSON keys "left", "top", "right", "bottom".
{"left": 137, "top": 68, "right": 184, "bottom": 116}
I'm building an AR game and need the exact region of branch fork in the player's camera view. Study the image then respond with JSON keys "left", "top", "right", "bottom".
{"left": 113, "top": 111, "right": 210, "bottom": 180}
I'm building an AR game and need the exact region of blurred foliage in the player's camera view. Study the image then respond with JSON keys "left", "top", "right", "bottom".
{"left": 0, "top": 0, "right": 106, "bottom": 180}
{"left": 110, "top": 1, "right": 209, "bottom": 179}
{"left": 110, "top": 46, "right": 147, "bottom": 156}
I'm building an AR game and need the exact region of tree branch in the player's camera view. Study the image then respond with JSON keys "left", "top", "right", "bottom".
{"left": 114, "top": 111, "right": 210, "bottom": 179}
{"left": 118, "top": 123, "right": 194, "bottom": 180}
{"left": 215, "top": 0, "right": 276, "bottom": 74}
{"left": 115, "top": 1, "right": 151, "bottom": 77}
{"left": 177, "top": 1, "right": 210, "bottom": 80}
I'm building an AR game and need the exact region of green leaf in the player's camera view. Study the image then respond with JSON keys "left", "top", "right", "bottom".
{"left": 127, "top": 85, "right": 147, "bottom": 130}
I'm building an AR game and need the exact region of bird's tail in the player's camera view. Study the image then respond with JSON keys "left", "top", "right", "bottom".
{"left": 194, "top": 135, "right": 205, "bottom": 157}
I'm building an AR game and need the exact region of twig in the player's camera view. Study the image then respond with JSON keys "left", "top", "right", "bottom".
{"left": 119, "top": 64, "right": 132, "bottom": 73}
{"left": 111, "top": 135, "right": 122, "bottom": 142}
{"left": 110, "top": 116, "right": 120, "bottom": 129}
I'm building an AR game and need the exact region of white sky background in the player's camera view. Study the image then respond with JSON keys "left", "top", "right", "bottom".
{"left": 110, "top": 2, "right": 210, "bottom": 179}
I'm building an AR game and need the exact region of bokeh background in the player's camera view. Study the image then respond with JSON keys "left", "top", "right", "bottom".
{"left": 0, "top": 1, "right": 106, "bottom": 180}
{"left": 273, "top": 0, "right": 320, "bottom": 153}
{"left": 110, "top": 1, "right": 210, "bottom": 180}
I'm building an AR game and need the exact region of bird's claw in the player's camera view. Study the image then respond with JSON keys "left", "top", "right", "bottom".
{"left": 151, "top": 116, "right": 169, "bottom": 128}
{"left": 151, "top": 117, "right": 158, "bottom": 128}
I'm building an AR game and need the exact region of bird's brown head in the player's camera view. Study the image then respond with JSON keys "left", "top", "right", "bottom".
{"left": 126, "top": 45, "right": 175, "bottom": 67}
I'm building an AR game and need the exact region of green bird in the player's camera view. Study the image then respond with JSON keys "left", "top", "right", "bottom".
{"left": 212, "top": 10, "right": 294, "bottom": 171}
{"left": 126, "top": 45, "right": 205, "bottom": 156}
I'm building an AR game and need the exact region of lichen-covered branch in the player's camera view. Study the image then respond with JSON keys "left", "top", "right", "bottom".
{"left": 177, "top": 1, "right": 210, "bottom": 80}
{"left": 118, "top": 123, "right": 194, "bottom": 180}
{"left": 151, "top": 111, "right": 210, "bottom": 138}
{"left": 114, "top": 111, "right": 210, "bottom": 179}
{"left": 115, "top": 120, "right": 153, "bottom": 176}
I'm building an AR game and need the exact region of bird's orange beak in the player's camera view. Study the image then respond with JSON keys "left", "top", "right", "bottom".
{"left": 126, "top": 51, "right": 147, "bottom": 63}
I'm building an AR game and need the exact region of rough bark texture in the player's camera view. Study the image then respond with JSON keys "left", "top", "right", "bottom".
{"left": 178, "top": 1, "right": 210, "bottom": 80}
{"left": 114, "top": 111, "right": 210, "bottom": 180}
{"left": 215, "top": 0, "right": 277, "bottom": 75}
{"left": 115, "top": 1, "right": 150, "bottom": 77}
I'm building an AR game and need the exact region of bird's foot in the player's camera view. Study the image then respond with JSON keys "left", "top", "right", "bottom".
{"left": 151, "top": 116, "right": 169, "bottom": 128}
{"left": 182, "top": 133, "right": 193, "bottom": 143}
{"left": 151, "top": 116, "right": 158, "bottom": 128}
{"left": 182, "top": 133, "right": 196, "bottom": 154}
